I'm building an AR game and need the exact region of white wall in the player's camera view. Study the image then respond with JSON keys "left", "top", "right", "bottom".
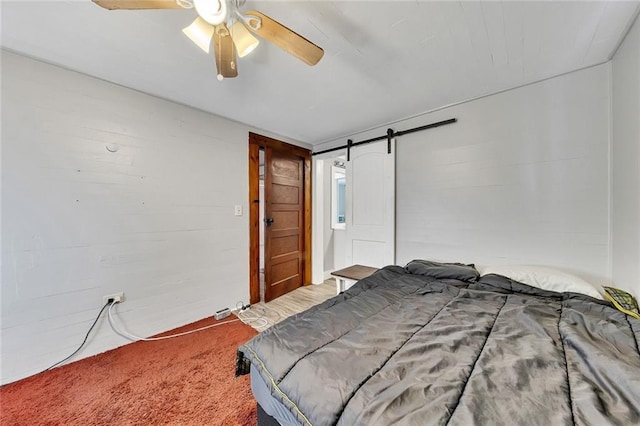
{"left": 0, "top": 51, "right": 308, "bottom": 384}
{"left": 611, "top": 15, "right": 640, "bottom": 297}
{"left": 315, "top": 64, "right": 611, "bottom": 286}
{"left": 333, "top": 226, "right": 347, "bottom": 272}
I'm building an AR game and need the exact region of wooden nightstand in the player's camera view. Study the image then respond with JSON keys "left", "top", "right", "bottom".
{"left": 331, "top": 265, "right": 379, "bottom": 294}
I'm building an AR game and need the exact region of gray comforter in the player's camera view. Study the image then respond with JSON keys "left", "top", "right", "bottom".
{"left": 237, "top": 262, "right": 640, "bottom": 425}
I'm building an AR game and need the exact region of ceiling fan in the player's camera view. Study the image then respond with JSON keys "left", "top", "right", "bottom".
{"left": 92, "top": 0, "right": 324, "bottom": 80}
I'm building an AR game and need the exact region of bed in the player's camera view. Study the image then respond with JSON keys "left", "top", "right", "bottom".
{"left": 236, "top": 260, "right": 640, "bottom": 425}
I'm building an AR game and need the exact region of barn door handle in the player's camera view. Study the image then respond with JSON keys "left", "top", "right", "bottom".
{"left": 264, "top": 218, "right": 274, "bottom": 227}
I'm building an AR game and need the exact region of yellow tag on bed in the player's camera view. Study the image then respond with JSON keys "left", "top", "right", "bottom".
{"left": 603, "top": 286, "right": 640, "bottom": 320}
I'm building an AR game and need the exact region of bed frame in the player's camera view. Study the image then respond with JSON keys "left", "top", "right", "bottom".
{"left": 257, "top": 403, "right": 280, "bottom": 426}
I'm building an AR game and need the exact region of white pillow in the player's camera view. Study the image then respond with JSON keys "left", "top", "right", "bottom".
{"left": 478, "top": 265, "right": 603, "bottom": 300}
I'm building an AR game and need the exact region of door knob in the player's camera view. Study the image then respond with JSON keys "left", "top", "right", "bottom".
{"left": 264, "top": 218, "right": 274, "bottom": 227}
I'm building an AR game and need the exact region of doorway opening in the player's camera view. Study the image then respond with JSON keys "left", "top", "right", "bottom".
{"left": 314, "top": 156, "right": 349, "bottom": 282}
{"left": 249, "top": 133, "right": 312, "bottom": 304}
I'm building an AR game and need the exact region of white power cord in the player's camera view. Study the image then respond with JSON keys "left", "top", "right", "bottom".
{"left": 107, "top": 300, "right": 269, "bottom": 342}
{"left": 234, "top": 301, "right": 269, "bottom": 329}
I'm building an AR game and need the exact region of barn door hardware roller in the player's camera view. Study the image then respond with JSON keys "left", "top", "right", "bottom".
{"left": 313, "top": 118, "right": 457, "bottom": 158}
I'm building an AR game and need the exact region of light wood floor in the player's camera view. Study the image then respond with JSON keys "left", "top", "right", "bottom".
{"left": 237, "top": 280, "right": 336, "bottom": 332}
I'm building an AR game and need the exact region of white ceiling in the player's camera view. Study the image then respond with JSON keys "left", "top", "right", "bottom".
{"left": 2, "top": 1, "right": 639, "bottom": 145}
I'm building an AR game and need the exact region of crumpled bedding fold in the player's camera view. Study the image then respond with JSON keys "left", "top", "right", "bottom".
{"left": 238, "top": 265, "right": 640, "bottom": 426}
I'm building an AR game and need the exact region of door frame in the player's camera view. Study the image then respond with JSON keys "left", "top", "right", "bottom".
{"left": 248, "top": 132, "right": 312, "bottom": 304}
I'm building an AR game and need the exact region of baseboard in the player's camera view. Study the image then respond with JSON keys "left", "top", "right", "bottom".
{"left": 312, "top": 270, "right": 337, "bottom": 284}
{"left": 324, "top": 270, "right": 336, "bottom": 281}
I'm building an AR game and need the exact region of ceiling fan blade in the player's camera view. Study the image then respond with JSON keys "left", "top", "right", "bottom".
{"left": 212, "top": 25, "right": 238, "bottom": 79}
{"left": 244, "top": 10, "right": 324, "bottom": 66}
{"left": 92, "top": 0, "right": 183, "bottom": 10}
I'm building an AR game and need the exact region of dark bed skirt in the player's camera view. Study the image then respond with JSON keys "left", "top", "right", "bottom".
{"left": 257, "top": 403, "right": 281, "bottom": 426}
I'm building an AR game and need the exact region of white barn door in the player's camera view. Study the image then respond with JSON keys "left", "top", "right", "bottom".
{"left": 345, "top": 139, "right": 395, "bottom": 267}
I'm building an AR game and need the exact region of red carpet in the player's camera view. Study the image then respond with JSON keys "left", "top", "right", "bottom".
{"left": 0, "top": 316, "right": 258, "bottom": 425}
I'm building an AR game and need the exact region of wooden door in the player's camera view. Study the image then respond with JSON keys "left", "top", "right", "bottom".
{"left": 345, "top": 139, "right": 396, "bottom": 267}
{"left": 264, "top": 147, "right": 304, "bottom": 301}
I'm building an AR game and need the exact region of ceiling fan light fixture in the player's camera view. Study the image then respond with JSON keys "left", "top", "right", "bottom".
{"left": 182, "top": 17, "right": 215, "bottom": 53}
{"left": 194, "top": 0, "right": 227, "bottom": 25}
{"left": 231, "top": 21, "right": 259, "bottom": 57}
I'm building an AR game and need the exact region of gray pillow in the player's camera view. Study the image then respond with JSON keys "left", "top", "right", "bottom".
{"left": 405, "top": 259, "right": 479, "bottom": 282}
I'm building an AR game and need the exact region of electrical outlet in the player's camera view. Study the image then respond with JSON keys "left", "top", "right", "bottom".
{"left": 103, "top": 292, "right": 125, "bottom": 304}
